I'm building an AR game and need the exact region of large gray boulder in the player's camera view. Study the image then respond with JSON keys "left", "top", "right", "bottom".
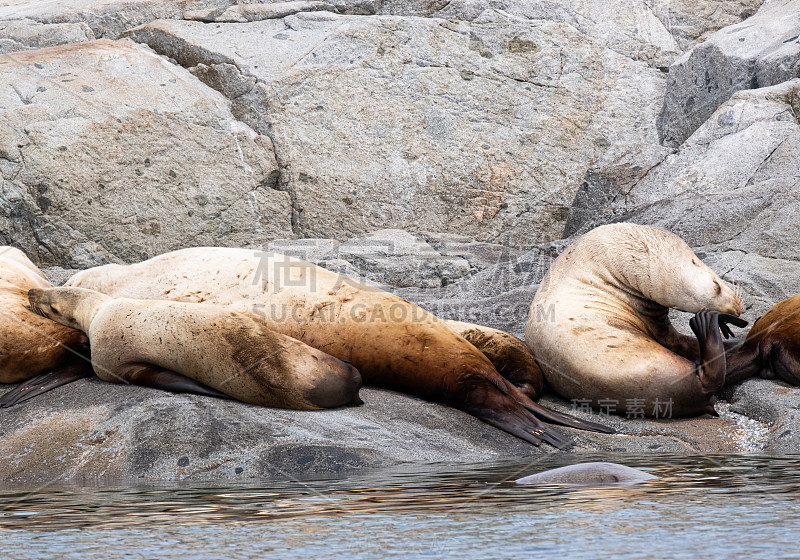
{"left": 124, "top": 10, "right": 665, "bottom": 249}
{"left": 0, "top": 374, "right": 776, "bottom": 482}
{"left": 660, "top": 0, "right": 800, "bottom": 147}
{"left": 379, "top": 0, "right": 764, "bottom": 69}
{"left": 0, "top": 39, "right": 292, "bottom": 268}
{"left": 0, "top": 18, "right": 95, "bottom": 53}
{"left": 0, "top": 0, "right": 379, "bottom": 52}
{"left": 576, "top": 79, "right": 800, "bottom": 320}
{"left": 0, "top": 0, "right": 202, "bottom": 40}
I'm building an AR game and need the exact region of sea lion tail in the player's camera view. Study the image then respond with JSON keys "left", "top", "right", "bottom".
{"left": 0, "top": 363, "right": 92, "bottom": 407}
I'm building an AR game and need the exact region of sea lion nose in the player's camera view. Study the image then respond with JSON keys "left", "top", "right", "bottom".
{"left": 28, "top": 288, "right": 36, "bottom": 297}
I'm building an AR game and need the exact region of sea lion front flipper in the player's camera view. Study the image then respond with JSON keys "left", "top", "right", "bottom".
{"left": 0, "top": 362, "right": 93, "bottom": 408}
{"left": 689, "top": 309, "right": 727, "bottom": 394}
{"left": 119, "top": 363, "right": 234, "bottom": 400}
{"left": 717, "top": 313, "right": 748, "bottom": 339}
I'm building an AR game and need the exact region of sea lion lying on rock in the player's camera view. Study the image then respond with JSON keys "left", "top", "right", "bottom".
{"left": 526, "top": 223, "right": 747, "bottom": 418}
{"left": 726, "top": 294, "right": 800, "bottom": 386}
{"left": 444, "top": 319, "right": 544, "bottom": 399}
{"left": 0, "top": 247, "right": 90, "bottom": 407}
{"left": 27, "top": 287, "right": 363, "bottom": 410}
{"left": 65, "top": 247, "right": 614, "bottom": 447}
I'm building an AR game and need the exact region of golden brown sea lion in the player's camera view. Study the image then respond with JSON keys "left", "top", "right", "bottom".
{"left": 0, "top": 247, "right": 90, "bottom": 407}
{"left": 66, "top": 248, "right": 614, "bottom": 447}
{"left": 444, "top": 320, "right": 544, "bottom": 399}
{"left": 526, "top": 224, "right": 747, "bottom": 418}
{"left": 726, "top": 294, "right": 800, "bottom": 386}
{"left": 27, "top": 287, "right": 363, "bottom": 410}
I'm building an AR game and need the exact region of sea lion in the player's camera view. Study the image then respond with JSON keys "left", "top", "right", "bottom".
{"left": 0, "top": 247, "right": 90, "bottom": 407}
{"left": 515, "top": 462, "right": 657, "bottom": 485}
{"left": 726, "top": 294, "right": 800, "bottom": 386}
{"left": 526, "top": 223, "right": 747, "bottom": 418}
{"left": 27, "top": 287, "right": 363, "bottom": 410}
{"left": 66, "top": 247, "right": 614, "bottom": 447}
{"left": 444, "top": 320, "right": 544, "bottom": 399}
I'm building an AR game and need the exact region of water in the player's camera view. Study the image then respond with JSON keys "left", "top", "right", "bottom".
{"left": 2, "top": 454, "right": 800, "bottom": 559}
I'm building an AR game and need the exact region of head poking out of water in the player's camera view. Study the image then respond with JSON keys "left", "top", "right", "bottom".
{"left": 585, "top": 224, "right": 743, "bottom": 316}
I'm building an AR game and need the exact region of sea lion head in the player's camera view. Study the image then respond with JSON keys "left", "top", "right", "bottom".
{"left": 670, "top": 253, "right": 743, "bottom": 316}
{"left": 591, "top": 224, "right": 743, "bottom": 316}
{"left": 28, "top": 287, "right": 111, "bottom": 332}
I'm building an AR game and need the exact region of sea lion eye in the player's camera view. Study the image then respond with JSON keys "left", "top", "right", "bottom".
{"left": 712, "top": 280, "right": 721, "bottom": 294}
{"left": 50, "top": 305, "right": 61, "bottom": 315}
{"left": 691, "top": 259, "right": 698, "bottom": 266}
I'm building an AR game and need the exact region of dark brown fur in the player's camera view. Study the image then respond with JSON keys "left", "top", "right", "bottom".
{"left": 727, "top": 294, "right": 800, "bottom": 386}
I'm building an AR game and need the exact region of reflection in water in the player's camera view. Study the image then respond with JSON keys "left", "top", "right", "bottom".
{"left": 2, "top": 454, "right": 800, "bottom": 559}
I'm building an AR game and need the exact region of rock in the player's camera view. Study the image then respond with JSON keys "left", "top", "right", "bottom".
{"left": 660, "top": 0, "right": 800, "bottom": 147}
{"left": 380, "top": 0, "right": 763, "bottom": 69}
{"left": 184, "top": 2, "right": 338, "bottom": 23}
{"left": 0, "top": 18, "right": 95, "bottom": 54}
{"left": 0, "top": 39, "right": 291, "bottom": 268}
{"left": 719, "top": 378, "right": 800, "bottom": 453}
{"left": 0, "top": 0, "right": 196, "bottom": 40}
{"left": 396, "top": 248, "right": 550, "bottom": 336}
{"left": 0, "top": 0, "right": 377, "bottom": 50}
{"left": 0, "top": 381, "right": 544, "bottom": 482}
{"left": 124, "top": 10, "right": 665, "bottom": 249}
{"left": 0, "top": 374, "right": 770, "bottom": 482}
{"left": 571, "top": 79, "right": 800, "bottom": 321}
{"left": 515, "top": 461, "right": 658, "bottom": 485}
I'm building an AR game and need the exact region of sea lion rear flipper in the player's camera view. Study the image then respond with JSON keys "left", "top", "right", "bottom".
{"left": 520, "top": 400, "right": 616, "bottom": 434}
{"left": 476, "top": 405, "right": 575, "bottom": 449}
{"left": 503, "top": 380, "right": 616, "bottom": 434}
{"left": 448, "top": 373, "right": 574, "bottom": 448}
{"left": 119, "top": 363, "right": 235, "bottom": 400}
{"left": 0, "top": 363, "right": 92, "bottom": 408}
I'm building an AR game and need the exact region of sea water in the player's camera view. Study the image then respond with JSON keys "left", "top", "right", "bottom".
{"left": 2, "top": 454, "right": 799, "bottom": 559}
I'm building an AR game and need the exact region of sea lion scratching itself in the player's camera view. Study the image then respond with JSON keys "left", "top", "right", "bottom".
{"left": 726, "top": 294, "right": 800, "bottom": 386}
{"left": 0, "top": 247, "right": 90, "bottom": 407}
{"left": 66, "top": 247, "right": 614, "bottom": 447}
{"left": 27, "top": 287, "right": 363, "bottom": 410}
{"left": 526, "top": 224, "right": 747, "bottom": 418}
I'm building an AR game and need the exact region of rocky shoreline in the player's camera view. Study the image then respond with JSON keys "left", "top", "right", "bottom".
{"left": 2, "top": 0, "right": 800, "bottom": 481}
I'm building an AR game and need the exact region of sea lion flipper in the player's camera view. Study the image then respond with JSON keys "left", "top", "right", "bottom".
{"left": 521, "top": 400, "right": 616, "bottom": 434}
{"left": 119, "top": 363, "right": 235, "bottom": 400}
{"left": 0, "top": 363, "right": 92, "bottom": 407}
{"left": 501, "top": 380, "right": 615, "bottom": 434}
{"left": 717, "top": 313, "right": 748, "bottom": 339}
{"left": 478, "top": 407, "right": 574, "bottom": 449}
{"left": 447, "top": 372, "right": 573, "bottom": 448}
